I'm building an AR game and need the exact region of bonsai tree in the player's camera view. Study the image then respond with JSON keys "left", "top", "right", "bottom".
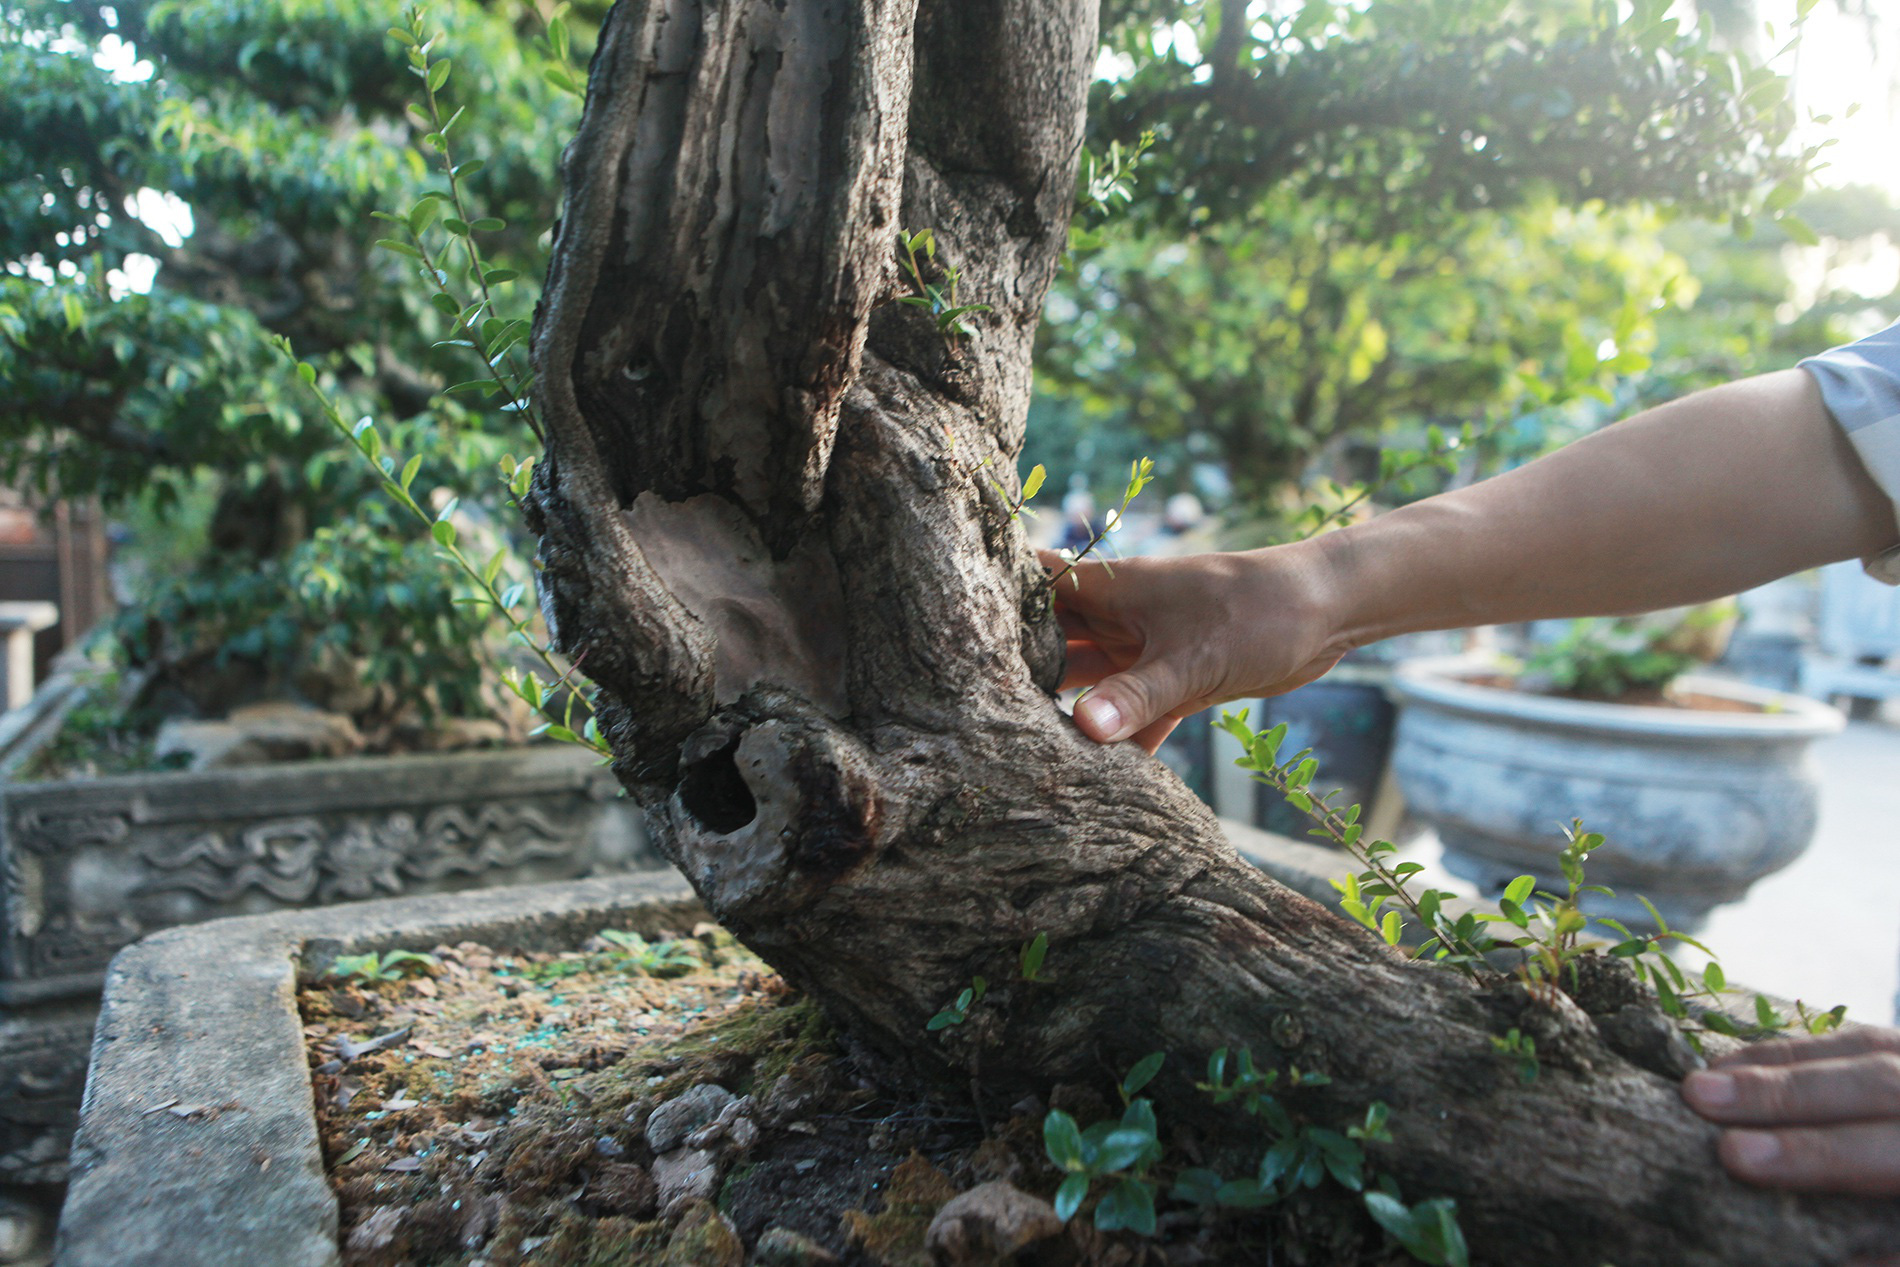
{"left": 0, "top": 0, "right": 596, "bottom": 750}
{"left": 506, "top": 0, "right": 1897, "bottom": 1261}
{"left": 1518, "top": 602, "right": 1742, "bottom": 701}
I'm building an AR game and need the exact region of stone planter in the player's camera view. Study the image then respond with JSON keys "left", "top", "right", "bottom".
{"left": 0, "top": 668, "right": 663, "bottom": 1190}
{"left": 51, "top": 822, "right": 1367, "bottom": 1266}
{"left": 57, "top": 871, "right": 701, "bottom": 1267}
{"left": 1389, "top": 656, "right": 1844, "bottom": 930}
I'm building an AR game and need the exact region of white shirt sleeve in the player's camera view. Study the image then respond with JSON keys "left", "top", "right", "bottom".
{"left": 1799, "top": 319, "right": 1900, "bottom": 584}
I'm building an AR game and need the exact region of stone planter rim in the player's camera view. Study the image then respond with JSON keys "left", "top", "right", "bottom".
{"left": 8, "top": 737, "right": 589, "bottom": 795}
{"left": 1391, "top": 654, "right": 1844, "bottom": 741}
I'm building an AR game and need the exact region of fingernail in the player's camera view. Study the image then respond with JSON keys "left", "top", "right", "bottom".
{"left": 1075, "top": 696, "right": 1124, "bottom": 740}
{"left": 1686, "top": 1071, "right": 1737, "bottom": 1108}
{"left": 1727, "top": 1130, "right": 1781, "bottom": 1170}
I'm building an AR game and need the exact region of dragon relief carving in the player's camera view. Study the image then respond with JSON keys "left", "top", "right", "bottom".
{"left": 2, "top": 779, "right": 618, "bottom": 987}
{"left": 131, "top": 803, "right": 580, "bottom": 904}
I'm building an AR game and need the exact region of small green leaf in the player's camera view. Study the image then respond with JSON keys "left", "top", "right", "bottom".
{"left": 431, "top": 520, "right": 456, "bottom": 547}
{"left": 483, "top": 268, "right": 520, "bottom": 285}
{"left": 1094, "top": 1128, "right": 1155, "bottom": 1174}
{"left": 1020, "top": 932, "right": 1048, "bottom": 980}
{"left": 1053, "top": 1172, "right": 1089, "bottom": 1223}
{"left": 1094, "top": 1178, "right": 1156, "bottom": 1236}
{"left": 426, "top": 58, "right": 450, "bottom": 92}
{"left": 1503, "top": 875, "right": 1535, "bottom": 906}
{"left": 1380, "top": 910, "right": 1403, "bottom": 945}
{"left": 1121, "top": 1051, "right": 1164, "bottom": 1097}
{"left": 469, "top": 217, "right": 505, "bottom": 232}
{"left": 1171, "top": 1168, "right": 1223, "bottom": 1207}
{"left": 1780, "top": 214, "right": 1819, "bottom": 246}
{"left": 1044, "top": 1110, "right": 1086, "bottom": 1171}
{"left": 1636, "top": 895, "right": 1671, "bottom": 934}
{"left": 376, "top": 238, "right": 423, "bottom": 260}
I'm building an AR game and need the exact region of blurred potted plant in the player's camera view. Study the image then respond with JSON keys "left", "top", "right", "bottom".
{"left": 1388, "top": 602, "right": 1842, "bottom": 931}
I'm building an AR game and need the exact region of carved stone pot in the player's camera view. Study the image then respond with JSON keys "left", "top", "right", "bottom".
{"left": 0, "top": 668, "right": 660, "bottom": 1194}
{"left": 1389, "top": 656, "right": 1843, "bottom": 932}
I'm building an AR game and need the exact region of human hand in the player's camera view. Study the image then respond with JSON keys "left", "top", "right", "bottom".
{"left": 1682, "top": 1026, "right": 1900, "bottom": 1264}
{"left": 1041, "top": 545, "right": 1349, "bottom": 754}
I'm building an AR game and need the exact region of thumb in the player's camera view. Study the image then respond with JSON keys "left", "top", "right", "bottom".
{"left": 1073, "top": 660, "right": 1186, "bottom": 744}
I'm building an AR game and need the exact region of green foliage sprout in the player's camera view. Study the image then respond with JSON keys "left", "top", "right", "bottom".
{"left": 326, "top": 949, "right": 439, "bottom": 984}
{"left": 927, "top": 975, "right": 988, "bottom": 1032}
{"left": 897, "top": 228, "right": 991, "bottom": 341}
{"left": 1520, "top": 605, "right": 1734, "bottom": 698}
{"left": 597, "top": 929, "right": 702, "bottom": 979}
{"left": 1047, "top": 457, "right": 1156, "bottom": 588}
{"left": 1019, "top": 932, "right": 1050, "bottom": 983}
{"left": 374, "top": 6, "right": 542, "bottom": 441}
{"left": 1043, "top": 1054, "right": 1167, "bottom": 1236}
{"left": 281, "top": 343, "right": 608, "bottom": 759}
{"left": 273, "top": 10, "right": 612, "bottom": 759}
{"left": 1218, "top": 711, "right": 1849, "bottom": 1057}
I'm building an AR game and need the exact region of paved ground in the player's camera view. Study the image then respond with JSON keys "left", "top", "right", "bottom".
{"left": 1697, "top": 719, "right": 1900, "bottom": 1026}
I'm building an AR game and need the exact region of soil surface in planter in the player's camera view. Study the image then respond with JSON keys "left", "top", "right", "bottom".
{"left": 1463, "top": 674, "right": 1763, "bottom": 713}
{"left": 301, "top": 927, "right": 1410, "bottom": 1267}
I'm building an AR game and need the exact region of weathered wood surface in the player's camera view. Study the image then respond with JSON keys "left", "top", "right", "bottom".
{"left": 525, "top": 3, "right": 1900, "bottom": 1262}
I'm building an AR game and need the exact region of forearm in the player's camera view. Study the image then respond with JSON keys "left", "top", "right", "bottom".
{"left": 1308, "top": 369, "right": 1900, "bottom": 650}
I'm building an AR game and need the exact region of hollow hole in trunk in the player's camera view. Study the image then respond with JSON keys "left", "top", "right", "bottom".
{"left": 678, "top": 735, "right": 757, "bottom": 833}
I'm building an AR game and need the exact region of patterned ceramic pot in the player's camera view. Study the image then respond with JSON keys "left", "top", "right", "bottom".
{"left": 1389, "top": 656, "right": 1843, "bottom": 931}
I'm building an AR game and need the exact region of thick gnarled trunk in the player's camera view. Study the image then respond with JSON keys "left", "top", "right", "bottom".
{"left": 524, "top": 3, "right": 1900, "bottom": 1263}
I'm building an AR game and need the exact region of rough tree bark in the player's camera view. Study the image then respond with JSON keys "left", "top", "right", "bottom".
{"left": 523, "top": 2, "right": 1900, "bottom": 1263}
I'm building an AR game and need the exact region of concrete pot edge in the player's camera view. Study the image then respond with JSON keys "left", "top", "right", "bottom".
{"left": 1391, "top": 654, "right": 1845, "bottom": 740}
{"left": 56, "top": 869, "right": 698, "bottom": 1267}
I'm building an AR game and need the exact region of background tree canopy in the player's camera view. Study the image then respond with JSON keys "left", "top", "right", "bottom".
{"left": 0, "top": 0, "right": 606, "bottom": 735}
{"left": 0, "top": 0, "right": 1892, "bottom": 730}
{"left": 1038, "top": 0, "right": 1892, "bottom": 533}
